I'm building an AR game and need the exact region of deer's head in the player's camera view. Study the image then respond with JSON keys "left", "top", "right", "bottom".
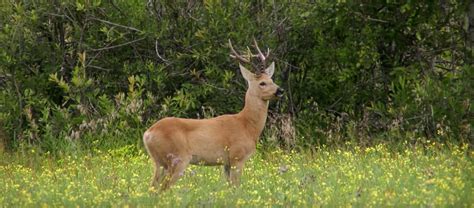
{"left": 239, "top": 62, "right": 283, "bottom": 101}
{"left": 229, "top": 39, "right": 284, "bottom": 101}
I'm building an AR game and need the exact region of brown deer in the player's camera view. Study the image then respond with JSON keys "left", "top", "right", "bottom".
{"left": 143, "top": 39, "right": 284, "bottom": 190}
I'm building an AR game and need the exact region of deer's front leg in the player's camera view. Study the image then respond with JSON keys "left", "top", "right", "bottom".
{"left": 229, "top": 160, "right": 245, "bottom": 186}
{"left": 224, "top": 164, "right": 231, "bottom": 182}
{"left": 228, "top": 147, "right": 249, "bottom": 186}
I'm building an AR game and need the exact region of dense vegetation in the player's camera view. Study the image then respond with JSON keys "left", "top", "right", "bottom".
{"left": 1, "top": 1, "right": 472, "bottom": 151}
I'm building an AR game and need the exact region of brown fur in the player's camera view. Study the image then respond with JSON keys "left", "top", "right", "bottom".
{"left": 143, "top": 63, "right": 282, "bottom": 190}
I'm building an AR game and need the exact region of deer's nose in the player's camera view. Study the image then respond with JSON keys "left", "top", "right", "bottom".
{"left": 275, "top": 88, "right": 284, "bottom": 98}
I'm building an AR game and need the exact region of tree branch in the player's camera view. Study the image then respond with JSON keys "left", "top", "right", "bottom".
{"left": 89, "top": 37, "right": 146, "bottom": 51}
{"left": 90, "top": 17, "right": 142, "bottom": 33}
{"left": 155, "top": 39, "right": 170, "bottom": 63}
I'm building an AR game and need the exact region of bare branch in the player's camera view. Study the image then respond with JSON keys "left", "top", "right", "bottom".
{"left": 46, "top": 12, "right": 74, "bottom": 23}
{"left": 155, "top": 40, "right": 169, "bottom": 63}
{"left": 353, "top": 12, "right": 389, "bottom": 24}
{"left": 88, "top": 65, "right": 112, "bottom": 72}
{"left": 90, "top": 37, "right": 146, "bottom": 51}
{"left": 90, "top": 17, "right": 142, "bottom": 32}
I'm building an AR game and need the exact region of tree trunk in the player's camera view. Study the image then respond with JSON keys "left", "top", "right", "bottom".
{"left": 467, "top": 2, "right": 474, "bottom": 64}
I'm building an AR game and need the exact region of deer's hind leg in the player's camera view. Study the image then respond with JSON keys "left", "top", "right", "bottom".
{"left": 160, "top": 153, "right": 190, "bottom": 191}
{"left": 145, "top": 153, "right": 167, "bottom": 189}
{"left": 150, "top": 161, "right": 165, "bottom": 188}
{"left": 143, "top": 132, "right": 167, "bottom": 190}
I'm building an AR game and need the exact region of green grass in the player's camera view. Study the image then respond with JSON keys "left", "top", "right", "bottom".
{"left": 0, "top": 142, "right": 473, "bottom": 207}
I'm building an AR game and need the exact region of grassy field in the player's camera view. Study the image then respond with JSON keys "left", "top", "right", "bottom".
{"left": 0, "top": 142, "right": 473, "bottom": 207}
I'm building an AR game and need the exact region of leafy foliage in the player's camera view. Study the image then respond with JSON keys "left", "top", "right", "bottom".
{"left": 0, "top": 1, "right": 472, "bottom": 150}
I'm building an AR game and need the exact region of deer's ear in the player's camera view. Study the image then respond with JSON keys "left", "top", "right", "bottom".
{"left": 265, "top": 62, "right": 275, "bottom": 78}
{"left": 239, "top": 64, "right": 255, "bottom": 81}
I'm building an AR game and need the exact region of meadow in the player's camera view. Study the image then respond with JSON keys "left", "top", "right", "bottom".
{"left": 0, "top": 142, "right": 472, "bottom": 207}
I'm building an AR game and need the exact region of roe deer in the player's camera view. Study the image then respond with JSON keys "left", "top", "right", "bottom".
{"left": 143, "top": 39, "right": 284, "bottom": 190}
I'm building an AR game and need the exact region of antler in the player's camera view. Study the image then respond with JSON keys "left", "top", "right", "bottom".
{"left": 228, "top": 38, "right": 271, "bottom": 76}
{"left": 253, "top": 37, "right": 270, "bottom": 68}
{"left": 252, "top": 38, "right": 271, "bottom": 75}
{"left": 229, "top": 39, "right": 251, "bottom": 64}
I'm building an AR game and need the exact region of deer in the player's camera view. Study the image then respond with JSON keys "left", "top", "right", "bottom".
{"left": 143, "top": 39, "right": 284, "bottom": 191}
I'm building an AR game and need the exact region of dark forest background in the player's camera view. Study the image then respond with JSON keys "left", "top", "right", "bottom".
{"left": 0, "top": 0, "right": 472, "bottom": 153}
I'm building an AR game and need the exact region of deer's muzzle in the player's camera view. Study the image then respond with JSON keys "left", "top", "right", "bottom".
{"left": 275, "top": 88, "right": 284, "bottom": 98}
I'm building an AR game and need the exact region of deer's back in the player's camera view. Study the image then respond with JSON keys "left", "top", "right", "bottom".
{"left": 144, "top": 115, "right": 254, "bottom": 159}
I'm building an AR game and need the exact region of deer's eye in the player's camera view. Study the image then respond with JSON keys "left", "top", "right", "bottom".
{"left": 259, "top": 82, "right": 266, "bottom": 86}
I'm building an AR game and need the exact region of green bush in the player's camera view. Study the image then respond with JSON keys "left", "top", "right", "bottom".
{"left": 0, "top": 1, "right": 471, "bottom": 151}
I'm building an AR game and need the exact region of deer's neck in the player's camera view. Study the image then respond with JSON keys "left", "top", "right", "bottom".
{"left": 238, "top": 91, "right": 269, "bottom": 141}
